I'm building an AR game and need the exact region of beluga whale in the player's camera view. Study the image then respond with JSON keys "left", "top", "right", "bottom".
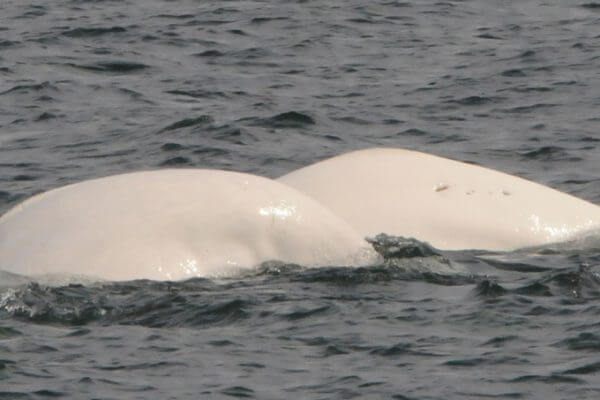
{"left": 2, "top": 148, "right": 598, "bottom": 282}
{"left": 0, "top": 169, "right": 377, "bottom": 281}
{"left": 278, "top": 148, "right": 600, "bottom": 251}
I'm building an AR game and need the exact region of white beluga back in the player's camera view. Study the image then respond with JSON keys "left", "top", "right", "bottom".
{"left": 278, "top": 148, "right": 600, "bottom": 251}
{"left": 0, "top": 169, "right": 377, "bottom": 281}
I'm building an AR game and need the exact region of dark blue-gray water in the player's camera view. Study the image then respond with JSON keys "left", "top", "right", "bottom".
{"left": 1, "top": 0, "right": 600, "bottom": 399}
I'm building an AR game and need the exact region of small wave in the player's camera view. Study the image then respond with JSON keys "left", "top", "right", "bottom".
{"left": 520, "top": 145, "right": 581, "bottom": 162}
{"left": 580, "top": 3, "right": 600, "bottom": 9}
{"left": 563, "top": 360, "right": 600, "bottom": 375}
{"left": 0, "top": 39, "right": 20, "bottom": 48}
{"left": 15, "top": 6, "right": 47, "bottom": 19}
{"left": 448, "top": 95, "right": 500, "bottom": 106}
{"left": 62, "top": 26, "right": 127, "bottom": 38}
{"left": 34, "top": 112, "right": 57, "bottom": 122}
{"left": 500, "top": 103, "right": 557, "bottom": 114}
{"left": 472, "top": 264, "right": 600, "bottom": 300}
{"left": 476, "top": 33, "right": 503, "bottom": 40}
{"left": 500, "top": 68, "right": 527, "bottom": 77}
{"left": 159, "top": 115, "right": 214, "bottom": 132}
{"left": 248, "top": 111, "right": 316, "bottom": 129}
{"left": 555, "top": 332, "right": 600, "bottom": 352}
{"left": 510, "top": 374, "right": 584, "bottom": 384}
{"left": 333, "top": 116, "right": 373, "bottom": 125}
{"left": 251, "top": 16, "right": 289, "bottom": 24}
{"left": 205, "top": 124, "right": 256, "bottom": 145}
{"left": 192, "top": 147, "right": 229, "bottom": 157}
{"left": 508, "top": 86, "right": 553, "bottom": 93}
{"left": 159, "top": 156, "right": 192, "bottom": 166}
{"left": 398, "top": 127, "right": 428, "bottom": 136}
{"left": 0, "top": 326, "right": 22, "bottom": 339}
{"left": 192, "top": 49, "right": 225, "bottom": 57}
{"left": 0, "top": 82, "right": 57, "bottom": 96}
{"left": 160, "top": 142, "right": 185, "bottom": 151}
{"left": 153, "top": 14, "right": 196, "bottom": 20}
{"left": 220, "top": 386, "right": 255, "bottom": 398}
{"left": 472, "top": 280, "right": 507, "bottom": 297}
{"left": 0, "top": 279, "right": 251, "bottom": 327}
{"left": 66, "top": 61, "right": 149, "bottom": 74}
{"left": 165, "top": 89, "right": 229, "bottom": 99}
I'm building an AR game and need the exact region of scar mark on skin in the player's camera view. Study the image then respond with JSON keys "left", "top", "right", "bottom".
{"left": 434, "top": 183, "right": 449, "bottom": 192}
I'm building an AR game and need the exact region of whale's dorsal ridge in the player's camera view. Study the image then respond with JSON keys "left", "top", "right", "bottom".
{"left": 0, "top": 168, "right": 378, "bottom": 281}
{"left": 278, "top": 147, "right": 600, "bottom": 251}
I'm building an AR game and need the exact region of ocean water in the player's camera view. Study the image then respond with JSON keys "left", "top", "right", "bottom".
{"left": 1, "top": 0, "right": 600, "bottom": 399}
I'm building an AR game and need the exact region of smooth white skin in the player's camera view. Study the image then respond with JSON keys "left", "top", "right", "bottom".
{"left": 278, "top": 148, "right": 600, "bottom": 251}
{"left": 0, "top": 169, "right": 377, "bottom": 281}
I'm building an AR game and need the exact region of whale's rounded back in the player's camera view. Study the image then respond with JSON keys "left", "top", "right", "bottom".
{"left": 0, "top": 169, "right": 377, "bottom": 281}
{"left": 278, "top": 148, "right": 600, "bottom": 251}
